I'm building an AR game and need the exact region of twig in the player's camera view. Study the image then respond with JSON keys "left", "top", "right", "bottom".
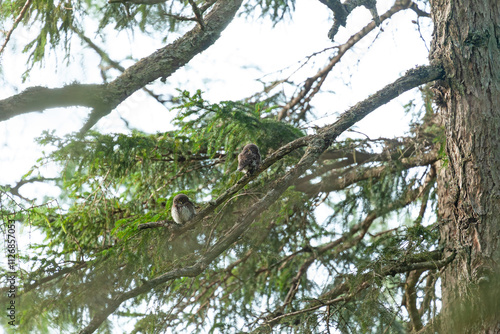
{"left": 188, "top": 0, "right": 205, "bottom": 29}
{"left": 162, "top": 12, "right": 198, "bottom": 22}
{"left": 137, "top": 220, "right": 171, "bottom": 230}
{"left": 278, "top": 1, "right": 412, "bottom": 121}
{"left": 0, "top": 0, "right": 33, "bottom": 55}
{"left": 6, "top": 177, "right": 57, "bottom": 201}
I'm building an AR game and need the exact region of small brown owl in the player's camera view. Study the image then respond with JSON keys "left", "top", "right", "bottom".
{"left": 171, "top": 194, "right": 196, "bottom": 225}
{"left": 237, "top": 143, "right": 261, "bottom": 175}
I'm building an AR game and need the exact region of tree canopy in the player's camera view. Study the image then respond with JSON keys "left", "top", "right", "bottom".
{"left": 2, "top": 0, "right": 493, "bottom": 333}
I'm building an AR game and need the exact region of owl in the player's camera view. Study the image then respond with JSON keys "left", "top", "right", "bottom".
{"left": 171, "top": 194, "right": 196, "bottom": 225}
{"left": 237, "top": 143, "right": 261, "bottom": 175}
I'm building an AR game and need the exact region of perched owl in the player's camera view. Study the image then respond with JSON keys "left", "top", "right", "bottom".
{"left": 171, "top": 194, "right": 196, "bottom": 225}
{"left": 237, "top": 143, "right": 261, "bottom": 175}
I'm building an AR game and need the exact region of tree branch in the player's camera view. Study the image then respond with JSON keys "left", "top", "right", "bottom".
{"left": 409, "top": 2, "right": 430, "bottom": 17}
{"left": 6, "top": 177, "right": 58, "bottom": 201}
{"left": 319, "top": 0, "right": 382, "bottom": 41}
{"left": 295, "top": 135, "right": 434, "bottom": 185}
{"left": 188, "top": 0, "right": 205, "bottom": 28}
{"left": 295, "top": 147, "right": 439, "bottom": 196}
{"left": 278, "top": 0, "right": 417, "bottom": 121}
{"left": 319, "top": 65, "right": 444, "bottom": 139}
{"left": 0, "top": 0, "right": 243, "bottom": 135}
{"left": 419, "top": 270, "right": 437, "bottom": 316}
{"left": 137, "top": 219, "right": 169, "bottom": 229}
{"left": 405, "top": 269, "right": 425, "bottom": 331}
{"left": 72, "top": 25, "right": 166, "bottom": 104}
{"left": 0, "top": 0, "right": 33, "bottom": 55}
{"left": 256, "top": 250, "right": 455, "bottom": 330}
{"left": 0, "top": 84, "right": 104, "bottom": 122}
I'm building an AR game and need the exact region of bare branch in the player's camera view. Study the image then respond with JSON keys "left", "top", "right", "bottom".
{"left": 278, "top": 0, "right": 415, "bottom": 121}
{"left": 0, "top": 0, "right": 33, "bottom": 55}
{"left": 0, "top": 84, "right": 105, "bottom": 122}
{"left": 162, "top": 12, "right": 198, "bottom": 22}
{"left": 295, "top": 147, "right": 439, "bottom": 196}
{"left": 405, "top": 269, "right": 425, "bottom": 331}
{"left": 257, "top": 251, "right": 456, "bottom": 330}
{"left": 188, "top": 0, "right": 205, "bottom": 28}
{"left": 72, "top": 26, "right": 125, "bottom": 73}
{"left": 72, "top": 25, "right": 165, "bottom": 104}
{"left": 6, "top": 177, "right": 58, "bottom": 201}
{"left": 409, "top": 2, "right": 431, "bottom": 17}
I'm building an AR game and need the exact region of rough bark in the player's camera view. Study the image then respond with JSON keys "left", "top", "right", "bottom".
{"left": 430, "top": 0, "right": 500, "bottom": 331}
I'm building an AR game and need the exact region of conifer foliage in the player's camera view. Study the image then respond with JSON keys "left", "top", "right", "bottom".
{"left": 0, "top": 0, "right": 469, "bottom": 333}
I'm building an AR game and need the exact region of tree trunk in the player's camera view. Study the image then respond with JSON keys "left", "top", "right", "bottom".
{"left": 430, "top": 0, "right": 500, "bottom": 332}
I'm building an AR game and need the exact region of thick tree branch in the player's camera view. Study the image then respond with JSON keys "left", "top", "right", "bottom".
{"left": 0, "top": 0, "right": 242, "bottom": 134}
{"left": 0, "top": 84, "right": 104, "bottom": 122}
{"left": 405, "top": 269, "right": 425, "bottom": 331}
{"left": 295, "top": 147, "right": 439, "bottom": 196}
{"left": 319, "top": 65, "right": 444, "bottom": 138}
